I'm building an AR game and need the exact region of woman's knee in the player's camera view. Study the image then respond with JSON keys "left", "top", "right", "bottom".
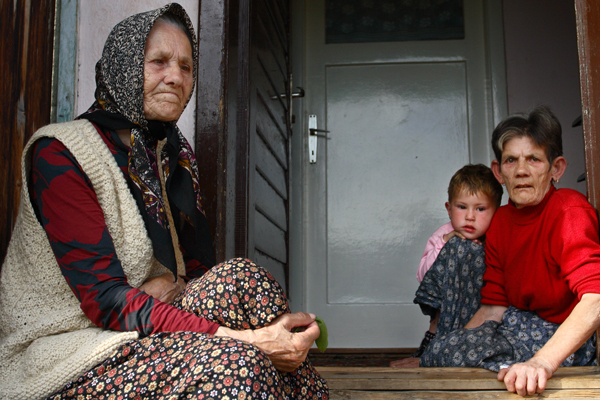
{"left": 180, "top": 258, "right": 290, "bottom": 329}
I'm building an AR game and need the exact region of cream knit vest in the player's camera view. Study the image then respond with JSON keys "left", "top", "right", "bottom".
{"left": 0, "top": 120, "right": 167, "bottom": 400}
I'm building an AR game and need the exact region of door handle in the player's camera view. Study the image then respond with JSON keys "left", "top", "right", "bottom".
{"left": 310, "top": 128, "right": 329, "bottom": 138}
{"left": 271, "top": 87, "right": 305, "bottom": 100}
{"left": 308, "top": 115, "right": 330, "bottom": 164}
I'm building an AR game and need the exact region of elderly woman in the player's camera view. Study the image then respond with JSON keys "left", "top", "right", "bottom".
{"left": 0, "top": 4, "right": 328, "bottom": 399}
{"left": 414, "top": 106, "right": 600, "bottom": 396}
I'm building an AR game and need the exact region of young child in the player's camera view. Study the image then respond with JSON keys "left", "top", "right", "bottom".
{"left": 411, "top": 164, "right": 503, "bottom": 359}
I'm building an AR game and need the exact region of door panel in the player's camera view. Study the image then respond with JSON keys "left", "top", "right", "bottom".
{"left": 255, "top": 95, "right": 288, "bottom": 165}
{"left": 240, "top": 0, "right": 291, "bottom": 292}
{"left": 255, "top": 136, "right": 288, "bottom": 196}
{"left": 304, "top": 0, "right": 504, "bottom": 348}
{"left": 326, "top": 62, "right": 468, "bottom": 304}
{"left": 256, "top": 175, "right": 287, "bottom": 228}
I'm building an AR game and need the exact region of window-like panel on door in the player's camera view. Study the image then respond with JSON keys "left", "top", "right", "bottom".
{"left": 326, "top": 0, "right": 465, "bottom": 44}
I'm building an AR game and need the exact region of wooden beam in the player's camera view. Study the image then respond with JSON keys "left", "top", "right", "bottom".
{"left": 196, "top": 0, "right": 230, "bottom": 263}
{"left": 331, "top": 389, "right": 600, "bottom": 399}
{"left": 574, "top": 0, "right": 600, "bottom": 367}
{"left": 575, "top": 0, "right": 600, "bottom": 208}
{"left": 318, "top": 366, "right": 600, "bottom": 391}
{"left": 0, "top": 0, "right": 55, "bottom": 265}
{"left": 234, "top": 0, "right": 252, "bottom": 258}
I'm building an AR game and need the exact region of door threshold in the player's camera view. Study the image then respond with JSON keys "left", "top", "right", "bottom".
{"left": 309, "top": 348, "right": 416, "bottom": 367}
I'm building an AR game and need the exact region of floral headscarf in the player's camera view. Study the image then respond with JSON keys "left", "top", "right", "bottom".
{"left": 79, "top": 3, "right": 215, "bottom": 277}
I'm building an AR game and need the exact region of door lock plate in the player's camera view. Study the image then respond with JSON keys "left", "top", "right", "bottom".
{"left": 309, "top": 114, "right": 318, "bottom": 164}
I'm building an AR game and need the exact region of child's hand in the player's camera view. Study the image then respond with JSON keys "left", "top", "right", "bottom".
{"left": 442, "top": 230, "right": 465, "bottom": 243}
{"left": 443, "top": 230, "right": 483, "bottom": 246}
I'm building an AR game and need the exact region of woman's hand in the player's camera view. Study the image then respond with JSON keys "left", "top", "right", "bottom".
{"left": 498, "top": 357, "right": 554, "bottom": 396}
{"left": 496, "top": 293, "right": 600, "bottom": 396}
{"left": 463, "top": 304, "right": 507, "bottom": 329}
{"left": 139, "top": 273, "right": 187, "bottom": 304}
{"left": 215, "top": 312, "right": 320, "bottom": 372}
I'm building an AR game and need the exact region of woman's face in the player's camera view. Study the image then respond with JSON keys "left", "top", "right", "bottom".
{"left": 143, "top": 20, "right": 193, "bottom": 122}
{"left": 492, "top": 136, "right": 562, "bottom": 209}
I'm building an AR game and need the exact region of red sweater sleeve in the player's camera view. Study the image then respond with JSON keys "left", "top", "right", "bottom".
{"left": 481, "top": 213, "right": 509, "bottom": 307}
{"left": 30, "top": 137, "right": 219, "bottom": 336}
{"left": 552, "top": 203, "right": 600, "bottom": 298}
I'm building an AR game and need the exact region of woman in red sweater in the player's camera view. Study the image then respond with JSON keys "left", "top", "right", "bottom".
{"left": 419, "top": 106, "right": 600, "bottom": 397}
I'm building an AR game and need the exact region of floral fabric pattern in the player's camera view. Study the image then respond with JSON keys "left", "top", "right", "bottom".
{"left": 421, "top": 307, "right": 596, "bottom": 371}
{"left": 414, "top": 236, "right": 486, "bottom": 336}
{"left": 179, "top": 259, "right": 289, "bottom": 330}
{"left": 46, "top": 259, "right": 329, "bottom": 400}
{"left": 414, "top": 237, "right": 596, "bottom": 371}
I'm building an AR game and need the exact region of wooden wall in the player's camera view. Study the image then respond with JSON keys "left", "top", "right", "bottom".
{"left": 0, "top": 0, "right": 56, "bottom": 265}
{"left": 196, "top": 0, "right": 231, "bottom": 263}
{"left": 575, "top": 0, "right": 600, "bottom": 208}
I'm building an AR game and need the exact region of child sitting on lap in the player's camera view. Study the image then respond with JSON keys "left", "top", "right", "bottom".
{"left": 393, "top": 164, "right": 503, "bottom": 366}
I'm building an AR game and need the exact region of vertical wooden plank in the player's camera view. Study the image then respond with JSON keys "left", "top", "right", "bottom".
{"left": 247, "top": 0, "right": 292, "bottom": 291}
{"left": 227, "top": 0, "right": 291, "bottom": 291}
{"left": 196, "top": 0, "right": 230, "bottom": 263}
{"left": 575, "top": 0, "right": 600, "bottom": 366}
{"left": 0, "top": 0, "right": 55, "bottom": 265}
{"left": 235, "top": 0, "right": 252, "bottom": 258}
{"left": 281, "top": 0, "right": 291, "bottom": 293}
{"left": 575, "top": 0, "right": 600, "bottom": 208}
{"left": 55, "top": 0, "right": 78, "bottom": 123}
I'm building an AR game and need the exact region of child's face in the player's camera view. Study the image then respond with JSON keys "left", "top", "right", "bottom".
{"left": 445, "top": 191, "right": 497, "bottom": 241}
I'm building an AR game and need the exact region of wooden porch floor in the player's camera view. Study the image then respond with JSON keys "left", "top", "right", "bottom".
{"left": 316, "top": 366, "right": 600, "bottom": 399}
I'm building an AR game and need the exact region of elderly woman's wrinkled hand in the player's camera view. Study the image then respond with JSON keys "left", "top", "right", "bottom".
{"left": 497, "top": 357, "right": 554, "bottom": 397}
{"left": 254, "top": 312, "right": 320, "bottom": 372}
{"left": 139, "top": 273, "right": 187, "bottom": 304}
{"left": 215, "top": 312, "right": 319, "bottom": 372}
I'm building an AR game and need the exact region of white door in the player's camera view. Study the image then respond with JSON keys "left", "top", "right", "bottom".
{"left": 302, "top": 0, "right": 506, "bottom": 348}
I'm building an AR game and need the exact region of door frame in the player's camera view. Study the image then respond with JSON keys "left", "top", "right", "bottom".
{"left": 0, "top": 0, "right": 56, "bottom": 266}
{"left": 191, "top": 1, "right": 600, "bottom": 314}
{"left": 288, "top": 0, "right": 508, "bottom": 318}
{"left": 575, "top": 0, "right": 600, "bottom": 209}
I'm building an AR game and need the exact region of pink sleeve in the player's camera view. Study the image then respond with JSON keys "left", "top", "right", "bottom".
{"left": 417, "top": 222, "right": 454, "bottom": 282}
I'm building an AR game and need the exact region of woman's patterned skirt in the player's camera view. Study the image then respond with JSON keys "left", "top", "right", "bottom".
{"left": 47, "top": 258, "right": 329, "bottom": 400}
{"left": 415, "top": 237, "right": 596, "bottom": 371}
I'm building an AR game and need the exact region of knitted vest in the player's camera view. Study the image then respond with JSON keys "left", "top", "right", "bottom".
{"left": 0, "top": 120, "right": 164, "bottom": 400}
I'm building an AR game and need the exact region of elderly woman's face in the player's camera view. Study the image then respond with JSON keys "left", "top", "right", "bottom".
{"left": 143, "top": 20, "right": 193, "bottom": 122}
{"left": 494, "top": 136, "right": 558, "bottom": 209}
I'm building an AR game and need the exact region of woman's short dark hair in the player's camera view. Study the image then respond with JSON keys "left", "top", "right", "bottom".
{"left": 491, "top": 105, "right": 563, "bottom": 165}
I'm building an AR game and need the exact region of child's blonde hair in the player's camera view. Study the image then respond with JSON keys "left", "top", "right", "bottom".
{"left": 448, "top": 164, "right": 503, "bottom": 209}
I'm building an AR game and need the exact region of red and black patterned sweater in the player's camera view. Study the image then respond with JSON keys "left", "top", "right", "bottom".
{"left": 29, "top": 124, "right": 219, "bottom": 336}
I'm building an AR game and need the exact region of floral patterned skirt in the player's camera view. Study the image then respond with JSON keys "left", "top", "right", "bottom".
{"left": 421, "top": 307, "right": 596, "bottom": 371}
{"left": 414, "top": 236, "right": 487, "bottom": 337}
{"left": 46, "top": 258, "right": 329, "bottom": 400}
{"left": 415, "top": 238, "right": 596, "bottom": 371}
